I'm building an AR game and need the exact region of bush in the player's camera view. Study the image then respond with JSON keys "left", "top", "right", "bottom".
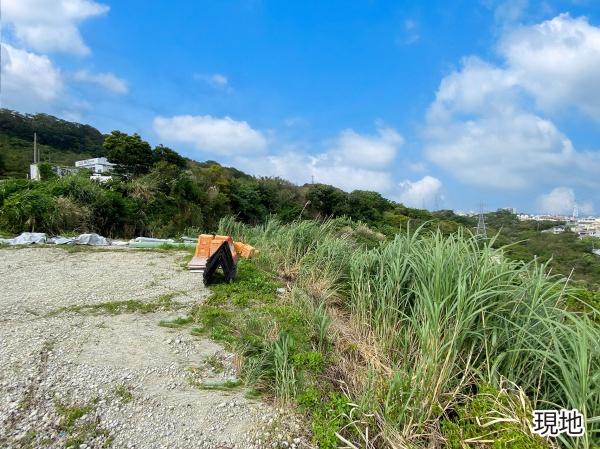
{"left": 0, "top": 187, "right": 57, "bottom": 233}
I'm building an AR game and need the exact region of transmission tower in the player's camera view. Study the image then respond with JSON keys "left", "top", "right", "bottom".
{"left": 572, "top": 203, "right": 579, "bottom": 222}
{"left": 476, "top": 202, "right": 487, "bottom": 239}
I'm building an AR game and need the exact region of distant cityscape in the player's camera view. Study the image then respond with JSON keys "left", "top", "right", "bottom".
{"left": 456, "top": 208, "right": 600, "bottom": 239}
{"left": 517, "top": 214, "right": 600, "bottom": 239}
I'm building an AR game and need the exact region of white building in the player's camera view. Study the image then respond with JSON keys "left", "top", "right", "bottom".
{"left": 75, "top": 157, "right": 115, "bottom": 174}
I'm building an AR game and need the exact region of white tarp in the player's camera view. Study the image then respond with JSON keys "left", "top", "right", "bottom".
{"left": 0, "top": 232, "right": 110, "bottom": 246}
{"left": 0, "top": 232, "right": 47, "bottom": 245}
{"left": 47, "top": 236, "right": 75, "bottom": 245}
{"left": 73, "top": 233, "right": 109, "bottom": 246}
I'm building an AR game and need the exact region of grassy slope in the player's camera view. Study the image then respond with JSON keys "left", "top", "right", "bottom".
{"left": 0, "top": 134, "right": 96, "bottom": 179}
{"left": 196, "top": 217, "right": 599, "bottom": 449}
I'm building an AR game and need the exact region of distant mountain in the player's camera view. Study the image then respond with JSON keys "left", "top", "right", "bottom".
{"left": 0, "top": 109, "right": 105, "bottom": 178}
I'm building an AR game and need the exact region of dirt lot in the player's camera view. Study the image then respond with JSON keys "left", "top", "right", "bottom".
{"left": 0, "top": 247, "right": 303, "bottom": 449}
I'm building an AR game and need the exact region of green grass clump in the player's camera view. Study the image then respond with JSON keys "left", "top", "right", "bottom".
{"left": 292, "top": 351, "right": 325, "bottom": 373}
{"left": 441, "top": 385, "right": 547, "bottom": 449}
{"left": 55, "top": 401, "right": 94, "bottom": 430}
{"left": 48, "top": 292, "right": 178, "bottom": 316}
{"left": 158, "top": 316, "right": 194, "bottom": 328}
{"left": 204, "top": 353, "right": 225, "bottom": 372}
{"left": 112, "top": 384, "right": 133, "bottom": 403}
{"left": 54, "top": 399, "right": 113, "bottom": 448}
{"left": 347, "top": 228, "right": 599, "bottom": 447}
{"left": 297, "top": 388, "right": 353, "bottom": 449}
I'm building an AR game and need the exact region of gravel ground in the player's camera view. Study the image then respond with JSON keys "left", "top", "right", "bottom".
{"left": 0, "top": 247, "right": 307, "bottom": 449}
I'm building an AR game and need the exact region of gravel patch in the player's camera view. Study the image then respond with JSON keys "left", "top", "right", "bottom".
{"left": 0, "top": 248, "right": 307, "bottom": 448}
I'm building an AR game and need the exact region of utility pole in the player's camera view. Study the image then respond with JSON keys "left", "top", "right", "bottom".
{"left": 476, "top": 202, "right": 487, "bottom": 239}
{"left": 30, "top": 132, "right": 41, "bottom": 180}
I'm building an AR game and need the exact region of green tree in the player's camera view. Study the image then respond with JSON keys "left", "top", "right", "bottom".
{"left": 38, "top": 162, "right": 58, "bottom": 181}
{"left": 104, "top": 131, "right": 153, "bottom": 178}
{"left": 153, "top": 144, "right": 187, "bottom": 169}
{"left": 306, "top": 184, "right": 349, "bottom": 218}
{"left": 347, "top": 190, "right": 391, "bottom": 224}
{"left": 228, "top": 179, "right": 267, "bottom": 224}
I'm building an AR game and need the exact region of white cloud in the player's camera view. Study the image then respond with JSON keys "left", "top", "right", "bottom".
{"left": 194, "top": 73, "right": 230, "bottom": 89}
{"left": 153, "top": 115, "right": 268, "bottom": 156}
{"left": 329, "top": 125, "right": 404, "bottom": 169}
{"left": 426, "top": 57, "right": 520, "bottom": 122}
{"left": 397, "top": 19, "right": 420, "bottom": 45}
{"left": 424, "top": 14, "right": 600, "bottom": 190}
{"left": 208, "top": 74, "right": 228, "bottom": 88}
{"left": 72, "top": 70, "right": 128, "bottom": 94}
{"left": 3, "top": 0, "right": 109, "bottom": 55}
{"left": 537, "top": 187, "right": 593, "bottom": 215}
{"left": 236, "top": 152, "right": 396, "bottom": 193}
{"left": 426, "top": 109, "right": 575, "bottom": 189}
{"left": 397, "top": 176, "right": 442, "bottom": 208}
{"left": 0, "top": 43, "right": 63, "bottom": 111}
{"left": 490, "top": 0, "right": 529, "bottom": 24}
{"left": 235, "top": 124, "right": 404, "bottom": 193}
{"left": 500, "top": 14, "right": 600, "bottom": 119}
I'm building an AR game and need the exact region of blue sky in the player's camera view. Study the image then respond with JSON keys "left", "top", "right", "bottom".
{"left": 2, "top": 0, "right": 600, "bottom": 214}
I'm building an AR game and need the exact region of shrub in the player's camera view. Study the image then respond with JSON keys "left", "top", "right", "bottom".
{"left": 0, "top": 187, "right": 57, "bottom": 233}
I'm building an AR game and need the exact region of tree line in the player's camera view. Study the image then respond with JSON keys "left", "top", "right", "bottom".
{"left": 0, "top": 129, "right": 453, "bottom": 239}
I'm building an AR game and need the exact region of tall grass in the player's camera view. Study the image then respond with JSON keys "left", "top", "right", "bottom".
{"left": 349, "top": 227, "right": 599, "bottom": 447}
{"left": 272, "top": 332, "right": 297, "bottom": 403}
{"left": 219, "top": 217, "right": 600, "bottom": 448}
{"left": 219, "top": 216, "right": 355, "bottom": 300}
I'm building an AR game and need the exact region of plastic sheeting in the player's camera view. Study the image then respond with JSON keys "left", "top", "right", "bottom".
{"left": 128, "top": 237, "right": 176, "bottom": 248}
{"left": 0, "top": 232, "right": 109, "bottom": 246}
{"left": 74, "top": 233, "right": 109, "bottom": 246}
{"left": 130, "top": 237, "right": 176, "bottom": 244}
{"left": 47, "top": 236, "right": 74, "bottom": 245}
{"left": 0, "top": 232, "right": 195, "bottom": 248}
{"left": 0, "top": 232, "right": 47, "bottom": 245}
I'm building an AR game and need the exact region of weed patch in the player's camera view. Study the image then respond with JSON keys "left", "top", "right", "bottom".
{"left": 203, "top": 353, "right": 225, "bottom": 372}
{"left": 214, "top": 217, "right": 600, "bottom": 448}
{"left": 55, "top": 401, "right": 94, "bottom": 430}
{"left": 297, "top": 388, "right": 354, "bottom": 449}
{"left": 158, "top": 316, "right": 194, "bottom": 328}
{"left": 55, "top": 399, "right": 112, "bottom": 448}
{"left": 112, "top": 384, "right": 133, "bottom": 403}
{"left": 47, "top": 292, "right": 180, "bottom": 316}
{"left": 440, "top": 385, "right": 547, "bottom": 449}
